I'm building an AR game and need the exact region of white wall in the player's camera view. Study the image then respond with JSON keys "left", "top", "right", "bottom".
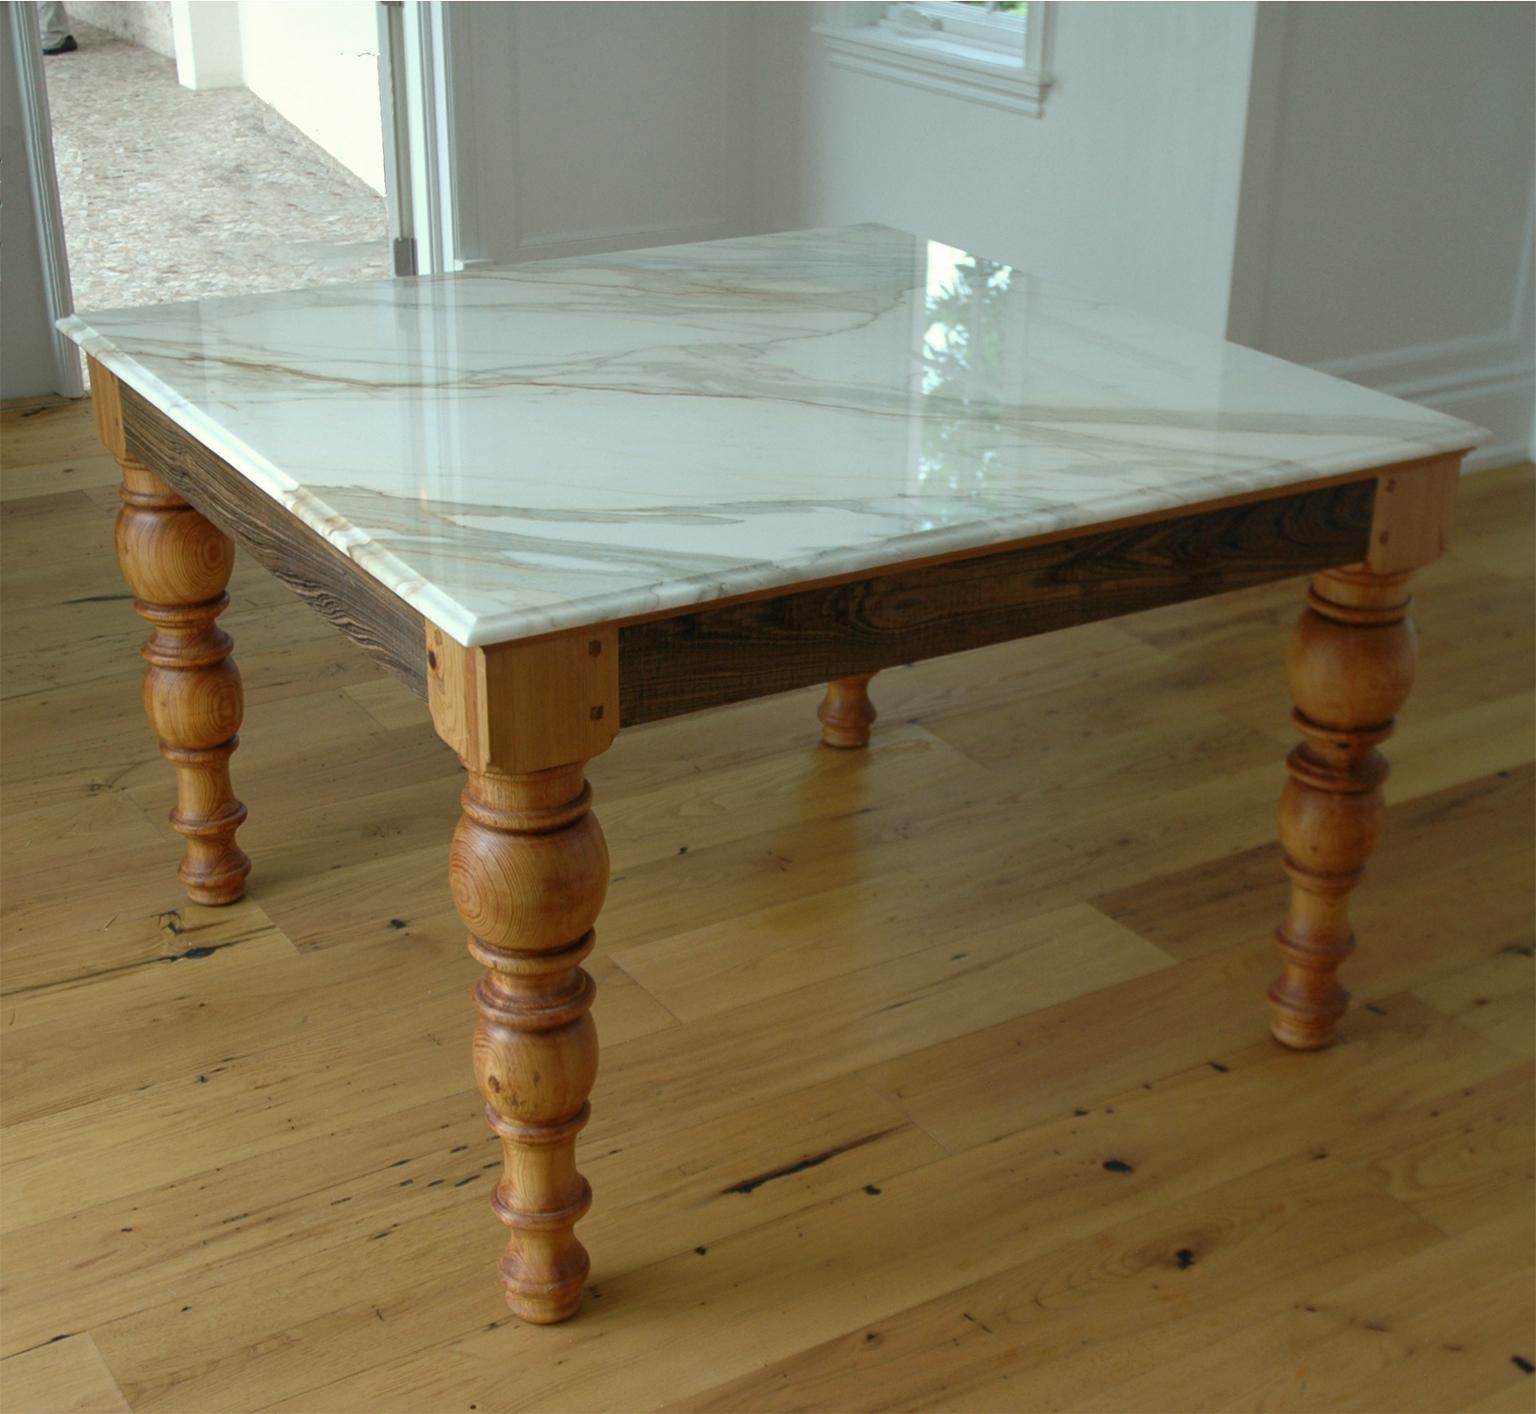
{"left": 236, "top": 1, "right": 385, "bottom": 194}
{"left": 443, "top": 1, "right": 1258, "bottom": 333}
{"left": 754, "top": 1, "right": 1259, "bottom": 336}
{"left": 752, "top": 0, "right": 1532, "bottom": 460}
{"left": 69, "top": 0, "right": 174, "bottom": 57}
{"left": 171, "top": 0, "right": 242, "bottom": 90}
{"left": 1230, "top": 2, "right": 1535, "bottom": 467}
{"left": 445, "top": 1, "right": 756, "bottom": 266}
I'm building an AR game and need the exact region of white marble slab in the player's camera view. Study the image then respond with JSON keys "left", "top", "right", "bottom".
{"left": 60, "top": 224, "right": 1487, "bottom": 647}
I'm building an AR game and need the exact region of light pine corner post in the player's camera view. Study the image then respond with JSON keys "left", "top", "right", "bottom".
{"left": 1268, "top": 457, "right": 1462, "bottom": 1050}
{"left": 818, "top": 672, "right": 878, "bottom": 748}
{"left": 94, "top": 360, "right": 250, "bottom": 905}
{"left": 426, "top": 623, "right": 620, "bottom": 1324}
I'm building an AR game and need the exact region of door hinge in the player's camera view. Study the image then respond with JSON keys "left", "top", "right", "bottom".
{"left": 393, "top": 236, "right": 418, "bottom": 277}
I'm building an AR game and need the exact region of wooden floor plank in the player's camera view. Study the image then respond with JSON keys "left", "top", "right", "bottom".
{"left": 1, "top": 1073, "right": 940, "bottom": 1362}
{"left": 0, "top": 450, "right": 122, "bottom": 505}
{"left": 1461, "top": 1377, "right": 1536, "bottom": 1414}
{"left": 246, "top": 1003, "right": 1506, "bottom": 1414}
{"left": 1, "top": 395, "right": 114, "bottom": 465}
{"left": 671, "top": 1153, "right": 1446, "bottom": 1414}
{"left": 1321, "top": 1062, "right": 1536, "bottom": 1238}
{"left": 1092, "top": 765, "right": 1534, "bottom": 964}
{"left": 0, "top": 1333, "right": 131, "bottom": 1414}
{"left": 0, "top": 940, "right": 677, "bottom": 1233}
{"left": 1080, "top": 1210, "right": 1535, "bottom": 1413}
{"left": 1415, "top": 950, "right": 1536, "bottom": 1060}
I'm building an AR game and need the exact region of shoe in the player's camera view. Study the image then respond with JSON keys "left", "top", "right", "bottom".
{"left": 43, "top": 35, "right": 78, "bottom": 55}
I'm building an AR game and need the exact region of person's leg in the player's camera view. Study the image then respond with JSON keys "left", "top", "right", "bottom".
{"left": 38, "top": 3, "right": 76, "bottom": 53}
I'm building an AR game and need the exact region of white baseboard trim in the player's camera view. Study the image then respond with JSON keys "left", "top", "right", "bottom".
{"left": 1461, "top": 441, "right": 1531, "bottom": 473}
{"left": 1414, "top": 368, "right": 1534, "bottom": 471}
{"left": 1318, "top": 348, "right": 1534, "bottom": 474}
{"left": 1316, "top": 329, "right": 1521, "bottom": 385}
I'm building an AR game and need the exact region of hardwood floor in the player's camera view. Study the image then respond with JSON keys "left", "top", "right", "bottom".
{"left": 1, "top": 394, "right": 1531, "bottom": 1414}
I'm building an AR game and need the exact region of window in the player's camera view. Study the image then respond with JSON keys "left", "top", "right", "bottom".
{"left": 815, "top": 1, "right": 1051, "bottom": 118}
{"left": 880, "top": 2, "right": 1027, "bottom": 60}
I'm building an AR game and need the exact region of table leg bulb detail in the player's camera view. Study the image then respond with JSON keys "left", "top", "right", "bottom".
{"left": 818, "top": 673, "right": 878, "bottom": 749}
{"left": 450, "top": 763, "right": 606, "bottom": 1324}
{"left": 1270, "top": 566, "right": 1416, "bottom": 1050}
{"left": 115, "top": 458, "right": 250, "bottom": 905}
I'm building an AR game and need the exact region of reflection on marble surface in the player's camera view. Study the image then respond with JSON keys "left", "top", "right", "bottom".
{"left": 60, "top": 224, "right": 1486, "bottom": 646}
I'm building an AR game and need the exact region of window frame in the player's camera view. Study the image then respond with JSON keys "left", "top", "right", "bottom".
{"left": 882, "top": 2, "right": 1027, "bottom": 58}
{"left": 814, "top": 1, "right": 1052, "bottom": 119}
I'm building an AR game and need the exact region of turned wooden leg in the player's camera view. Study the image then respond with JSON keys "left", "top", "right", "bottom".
{"left": 818, "top": 673, "right": 878, "bottom": 749}
{"left": 115, "top": 457, "right": 250, "bottom": 905}
{"left": 1269, "top": 565, "right": 1416, "bottom": 1049}
{"left": 450, "top": 761, "right": 605, "bottom": 1324}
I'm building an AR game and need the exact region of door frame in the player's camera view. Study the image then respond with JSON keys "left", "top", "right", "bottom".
{"left": 380, "top": 0, "right": 461, "bottom": 276}
{"left": 7, "top": 2, "right": 84, "bottom": 398}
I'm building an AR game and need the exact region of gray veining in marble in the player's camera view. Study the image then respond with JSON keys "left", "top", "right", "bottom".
{"left": 60, "top": 224, "right": 1487, "bottom": 646}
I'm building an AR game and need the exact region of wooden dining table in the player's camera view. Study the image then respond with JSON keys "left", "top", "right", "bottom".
{"left": 60, "top": 223, "right": 1485, "bottom": 1326}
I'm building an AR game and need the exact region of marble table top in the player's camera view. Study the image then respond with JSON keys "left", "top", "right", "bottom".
{"left": 61, "top": 224, "right": 1487, "bottom": 647}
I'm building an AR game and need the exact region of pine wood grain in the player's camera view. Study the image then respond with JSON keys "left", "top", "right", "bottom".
{"left": 816, "top": 673, "right": 878, "bottom": 749}
{"left": 0, "top": 1334, "right": 130, "bottom": 1414}
{"left": 113, "top": 454, "right": 251, "bottom": 904}
{"left": 671, "top": 1151, "right": 1449, "bottom": 1413}
{"left": 113, "top": 375, "right": 430, "bottom": 697}
{"left": 1269, "top": 564, "right": 1420, "bottom": 1048}
{"left": 617, "top": 479, "right": 1377, "bottom": 725}
{"left": 1, "top": 396, "right": 1530, "bottom": 1412}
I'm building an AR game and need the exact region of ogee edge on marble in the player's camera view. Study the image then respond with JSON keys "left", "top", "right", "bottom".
{"left": 59, "top": 223, "right": 1489, "bottom": 647}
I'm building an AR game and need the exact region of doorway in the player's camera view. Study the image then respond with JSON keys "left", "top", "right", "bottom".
{"left": 16, "top": 0, "right": 459, "bottom": 398}
{"left": 43, "top": 2, "right": 392, "bottom": 319}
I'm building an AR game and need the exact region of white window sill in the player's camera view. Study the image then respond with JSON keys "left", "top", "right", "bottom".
{"left": 813, "top": 22, "right": 1051, "bottom": 118}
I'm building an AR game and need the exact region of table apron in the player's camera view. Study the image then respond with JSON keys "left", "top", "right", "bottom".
{"left": 615, "top": 478, "right": 1377, "bottom": 726}
{"left": 120, "top": 381, "right": 431, "bottom": 696}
